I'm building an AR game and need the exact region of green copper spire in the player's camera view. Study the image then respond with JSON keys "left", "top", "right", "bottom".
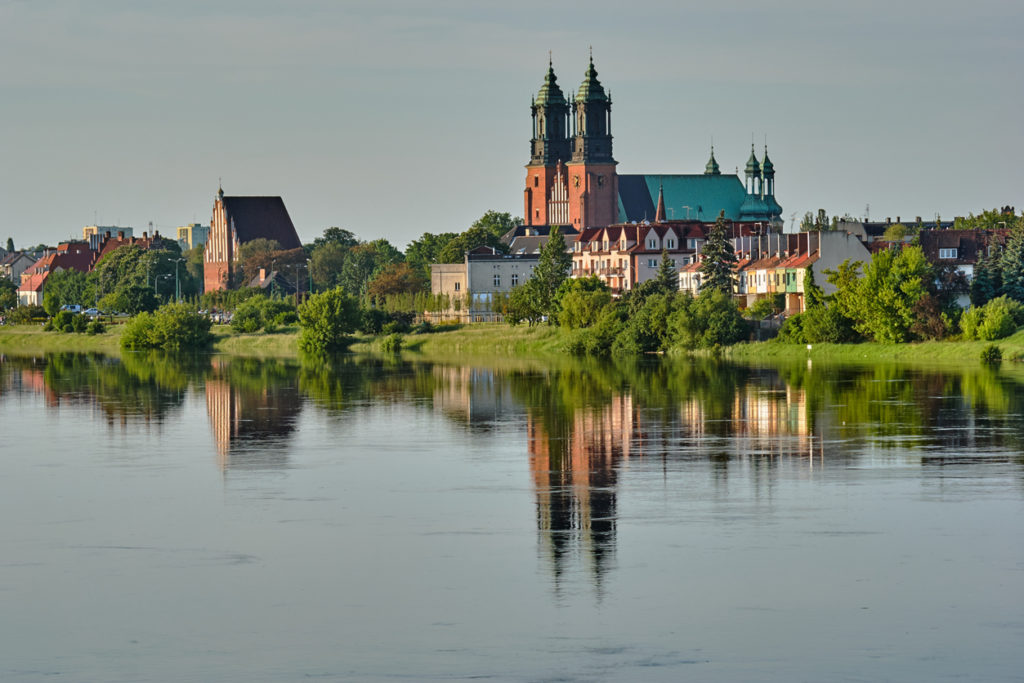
{"left": 575, "top": 51, "right": 607, "bottom": 103}
{"left": 761, "top": 146, "right": 774, "bottom": 176}
{"left": 534, "top": 56, "right": 566, "bottom": 106}
{"left": 744, "top": 144, "right": 761, "bottom": 177}
{"left": 705, "top": 145, "right": 721, "bottom": 175}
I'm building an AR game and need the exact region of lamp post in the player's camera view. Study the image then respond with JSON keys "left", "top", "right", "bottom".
{"left": 174, "top": 258, "right": 185, "bottom": 303}
{"left": 306, "top": 258, "right": 312, "bottom": 296}
{"left": 155, "top": 274, "right": 171, "bottom": 300}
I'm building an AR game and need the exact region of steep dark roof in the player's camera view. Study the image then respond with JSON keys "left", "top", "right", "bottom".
{"left": 223, "top": 197, "right": 302, "bottom": 250}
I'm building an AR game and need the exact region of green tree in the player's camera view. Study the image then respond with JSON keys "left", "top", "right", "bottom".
{"left": 556, "top": 277, "right": 612, "bottom": 329}
{"left": 0, "top": 278, "right": 16, "bottom": 309}
{"left": 310, "top": 242, "right": 349, "bottom": 290}
{"left": 297, "top": 286, "right": 361, "bottom": 353}
{"left": 42, "top": 269, "right": 94, "bottom": 315}
{"left": 828, "top": 246, "right": 932, "bottom": 343}
{"left": 436, "top": 226, "right": 507, "bottom": 264}
{"left": 312, "top": 227, "right": 358, "bottom": 252}
{"left": 339, "top": 240, "right": 403, "bottom": 296}
{"left": 971, "top": 245, "right": 1003, "bottom": 307}
{"left": 120, "top": 304, "right": 213, "bottom": 350}
{"left": 698, "top": 211, "right": 737, "bottom": 294}
{"left": 1000, "top": 225, "right": 1024, "bottom": 303}
{"left": 471, "top": 210, "right": 522, "bottom": 240}
{"left": 656, "top": 249, "right": 679, "bottom": 293}
{"left": 803, "top": 265, "right": 825, "bottom": 309}
{"left": 366, "top": 262, "right": 428, "bottom": 303}
{"left": 405, "top": 231, "right": 459, "bottom": 278}
{"left": 5, "top": 237, "right": 13, "bottom": 252}
{"left": 526, "top": 227, "right": 572, "bottom": 321}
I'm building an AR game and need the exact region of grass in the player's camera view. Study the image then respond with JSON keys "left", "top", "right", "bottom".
{"left": 726, "top": 329, "right": 1024, "bottom": 365}
{"left": 0, "top": 323, "right": 125, "bottom": 354}
{"left": 371, "top": 323, "right": 569, "bottom": 358}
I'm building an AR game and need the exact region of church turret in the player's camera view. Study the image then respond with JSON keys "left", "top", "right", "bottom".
{"left": 571, "top": 52, "right": 614, "bottom": 164}
{"left": 704, "top": 146, "right": 721, "bottom": 175}
{"left": 744, "top": 144, "right": 761, "bottom": 195}
{"left": 761, "top": 147, "right": 783, "bottom": 221}
{"left": 530, "top": 57, "right": 571, "bottom": 165}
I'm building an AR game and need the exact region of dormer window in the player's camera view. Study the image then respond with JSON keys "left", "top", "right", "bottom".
{"left": 667, "top": 239, "right": 675, "bottom": 249}
{"left": 939, "top": 248, "right": 958, "bottom": 259}
{"left": 603, "top": 240, "right": 609, "bottom": 251}
{"left": 648, "top": 239, "right": 657, "bottom": 249}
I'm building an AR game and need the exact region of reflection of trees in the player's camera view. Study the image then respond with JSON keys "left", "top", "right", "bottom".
{"left": 0, "top": 352, "right": 199, "bottom": 424}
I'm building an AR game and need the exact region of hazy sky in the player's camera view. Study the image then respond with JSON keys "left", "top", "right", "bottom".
{"left": 2, "top": 0, "right": 1021, "bottom": 249}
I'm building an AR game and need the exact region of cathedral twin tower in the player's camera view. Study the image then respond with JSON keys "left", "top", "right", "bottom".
{"left": 524, "top": 55, "right": 783, "bottom": 230}
{"left": 524, "top": 56, "right": 618, "bottom": 229}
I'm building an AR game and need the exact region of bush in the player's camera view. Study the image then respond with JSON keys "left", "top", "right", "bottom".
{"left": 380, "top": 333, "right": 403, "bottom": 353}
{"left": 961, "top": 296, "right": 1024, "bottom": 341}
{"left": 359, "top": 308, "right": 389, "bottom": 335}
{"left": 668, "top": 290, "right": 746, "bottom": 350}
{"left": 412, "top": 320, "right": 434, "bottom": 335}
{"left": 86, "top": 320, "right": 106, "bottom": 335}
{"left": 298, "top": 287, "right": 361, "bottom": 354}
{"left": 231, "top": 298, "right": 265, "bottom": 333}
{"left": 980, "top": 344, "right": 1002, "bottom": 364}
{"left": 7, "top": 305, "right": 46, "bottom": 324}
{"left": 121, "top": 304, "right": 213, "bottom": 350}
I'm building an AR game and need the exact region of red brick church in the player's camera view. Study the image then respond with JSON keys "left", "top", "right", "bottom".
{"left": 203, "top": 186, "right": 303, "bottom": 291}
{"left": 523, "top": 56, "right": 782, "bottom": 230}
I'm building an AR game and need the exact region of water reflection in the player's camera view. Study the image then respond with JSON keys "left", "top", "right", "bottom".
{"left": 2, "top": 351, "right": 1023, "bottom": 588}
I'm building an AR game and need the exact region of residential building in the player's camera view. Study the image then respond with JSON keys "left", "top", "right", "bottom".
{"left": 91, "top": 230, "right": 170, "bottom": 268}
{"left": 18, "top": 242, "right": 94, "bottom": 306}
{"left": 1, "top": 251, "right": 37, "bottom": 284}
{"left": 430, "top": 246, "right": 544, "bottom": 322}
{"left": 177, "top": 223, "right": 210, "bottom": 251}
{"left": 83, "top": 225, "right": 132, "bottom": 245}
{"left": 680, "top": 231, "right": 872, "bottom": 314}
{"left": 203, "top": 185, "right": 302, "bottom": 292}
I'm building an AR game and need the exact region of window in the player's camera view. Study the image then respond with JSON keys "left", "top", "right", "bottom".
{"left": 648, "top": 239, "right": 657, "bottom": 249}
{"left": 648, "top": 259, "right": 657, "bottom": 267}
{"left": 688, "top": 239, "right": 700, "bottom": 249}
{"left": 454, "top": 282, "right": 460, "bottom": 291}
{"left": 939, "top": 248, "right": 958, "bottom": 259}
{"left": 511, "top": 273, "right": 519, "bottom": 286}
{"left": 667, "top": 239, "right": 675, "bottom": 249}
{"left": 534, "top": 177, "right": 539, "bottom": 187}
{"left": 603, "top": 240, "right": 609, "bottom": 250}
{"left": 493, "top": 274, "right": 501, "bottom": 287}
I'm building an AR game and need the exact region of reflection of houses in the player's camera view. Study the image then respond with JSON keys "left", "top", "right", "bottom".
{"left": 431, "top": 365, "right": 522, "bottom": 427}
{"left": 528, "top": 394, "right": 639, "bottom": 592}
{"left": 204, "top": 368, "right": 302, "bottom": 471}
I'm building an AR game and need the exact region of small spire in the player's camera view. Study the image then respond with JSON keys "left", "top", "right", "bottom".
{"left": 655, "top": 182, "right": 666, "bottom": 223}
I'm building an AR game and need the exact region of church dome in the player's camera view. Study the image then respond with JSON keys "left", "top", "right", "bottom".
{"left": 575, "top": 56, "right": 608, "bottom": 103}
{"left": 534, "top": 61, "right": 566, "bottom": 106}
{"left": 744, "top": 145, "right": 761, "bottom": 177}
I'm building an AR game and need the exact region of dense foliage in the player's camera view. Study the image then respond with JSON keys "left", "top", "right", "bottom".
{"left": 297, "top": 286, "right": 361, "bottom": 354}
{"left": 121, "top": 304, "right": 213, "bottom": 351}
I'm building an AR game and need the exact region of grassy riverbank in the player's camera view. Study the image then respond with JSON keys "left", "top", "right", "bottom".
{"left": 726, "top": 329, "right": 1024, "bottom": 364}
{"left": 4, "top": 320, "right": 1024, "bottom": 365}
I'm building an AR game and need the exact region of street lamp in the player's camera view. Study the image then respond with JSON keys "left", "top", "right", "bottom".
{"left": 306, "top": 258, "right": 312, "bottom": 296}
{"left": 174, "top": 258, "right": 185, "bottom": 303}
{"left": 155, "top": 273, "right": 171, "bottom": 300}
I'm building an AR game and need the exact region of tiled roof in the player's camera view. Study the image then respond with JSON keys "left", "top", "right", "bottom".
{"left": 223, "top": 197, "right": 302, "bottom": 250}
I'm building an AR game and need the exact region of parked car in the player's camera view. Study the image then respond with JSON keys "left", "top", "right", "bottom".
{"left": 60, "top": 304, "right": 82, "bottom": 314}
{"left": 83, "top": 308, "right": 100, "bottom": 318}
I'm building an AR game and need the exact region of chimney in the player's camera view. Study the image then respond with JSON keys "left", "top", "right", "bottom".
{"left": 916, "top": 216, "right": 922, "bottom": 224}
{"left": 117, "top": 231, "right": 124, "bottom": 239}
{"left": 259, "top": 268, "right": 266, "bottom": 282}
{"left": 896, "top": 216, "right": 901, "bottom": 223}
{"left": 105, "top": 231, "right": 111, "bottom": 238}
{"left": 143, "top": 231, "right": 148, "bottom": 239}
{"left": 886, "top": 217, "right": 891, "bottom": 224}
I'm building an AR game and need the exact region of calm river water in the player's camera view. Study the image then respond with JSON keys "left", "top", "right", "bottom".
{"left": 1, "top": 352, "right": 1023, "bottom": 682}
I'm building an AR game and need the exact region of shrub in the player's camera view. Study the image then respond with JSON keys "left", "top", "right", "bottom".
{"left": 962, "top": 296, "right": 1024, "bottom": 341}
{"left": 231, "top": 298, "right": 265, "bottom": 333}
{"left": 668, "top": 290, "right": 746, "bottom": 350}
{"left": 412, "top": 320, "right": 434, "bottom": 335}
{"left": 298, "top": 287, "right": 360, "bottom": 354}
{"left": 7, "top": 305, "right": 46, "bottom": 324}
{"left": 980, "top": 344, "right": 1002, "bottom": 364}
{"left": 380, "top": 333, "right": 403, "bottom": 353}
{"left": 359, "top": 308, "right": 389, "bottom": 335}
{"left": 121, "top": 304, "right": 213, "bottom": 350}
{"left": 86, "top": 320, "right": 106, "bottom": 335}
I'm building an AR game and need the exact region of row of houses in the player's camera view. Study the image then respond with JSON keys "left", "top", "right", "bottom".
{"left": 431, "top": 221, "right": 1010, "bottom": 321}
{"left": 9, "top": 231, "right": 171, "bottom": 306}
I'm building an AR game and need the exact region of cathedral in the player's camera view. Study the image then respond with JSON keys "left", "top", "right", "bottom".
{"left": 523, "top": 56, "right": 783, "bottom": 229}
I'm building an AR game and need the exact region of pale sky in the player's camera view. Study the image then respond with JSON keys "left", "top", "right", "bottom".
{"left": 2, "top": 0, "right": 1021, "bottom": 249}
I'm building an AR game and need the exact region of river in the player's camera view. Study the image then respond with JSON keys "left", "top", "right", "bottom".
{"left": 1, "top": 352, "right": 1022, "bottom": 681}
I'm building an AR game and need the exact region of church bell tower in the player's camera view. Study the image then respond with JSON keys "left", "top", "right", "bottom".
{"left": 524, "top": 58, "right": 572, "bottom": 226}
{"left": 566, "top": 52, "right": 618, "bottom": 229}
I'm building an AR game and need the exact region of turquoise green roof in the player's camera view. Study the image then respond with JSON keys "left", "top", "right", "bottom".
{"left": 534, "top": 63, "right": 566, "bottom": 106}
{"left": 761, "top": 150, "right": 774, "bottom": 176}
{"left": 618, "top": 174, "right": 749, "bottom": 222}
{"left": 575, "top": 58, "right": 607, "bottom": 103}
